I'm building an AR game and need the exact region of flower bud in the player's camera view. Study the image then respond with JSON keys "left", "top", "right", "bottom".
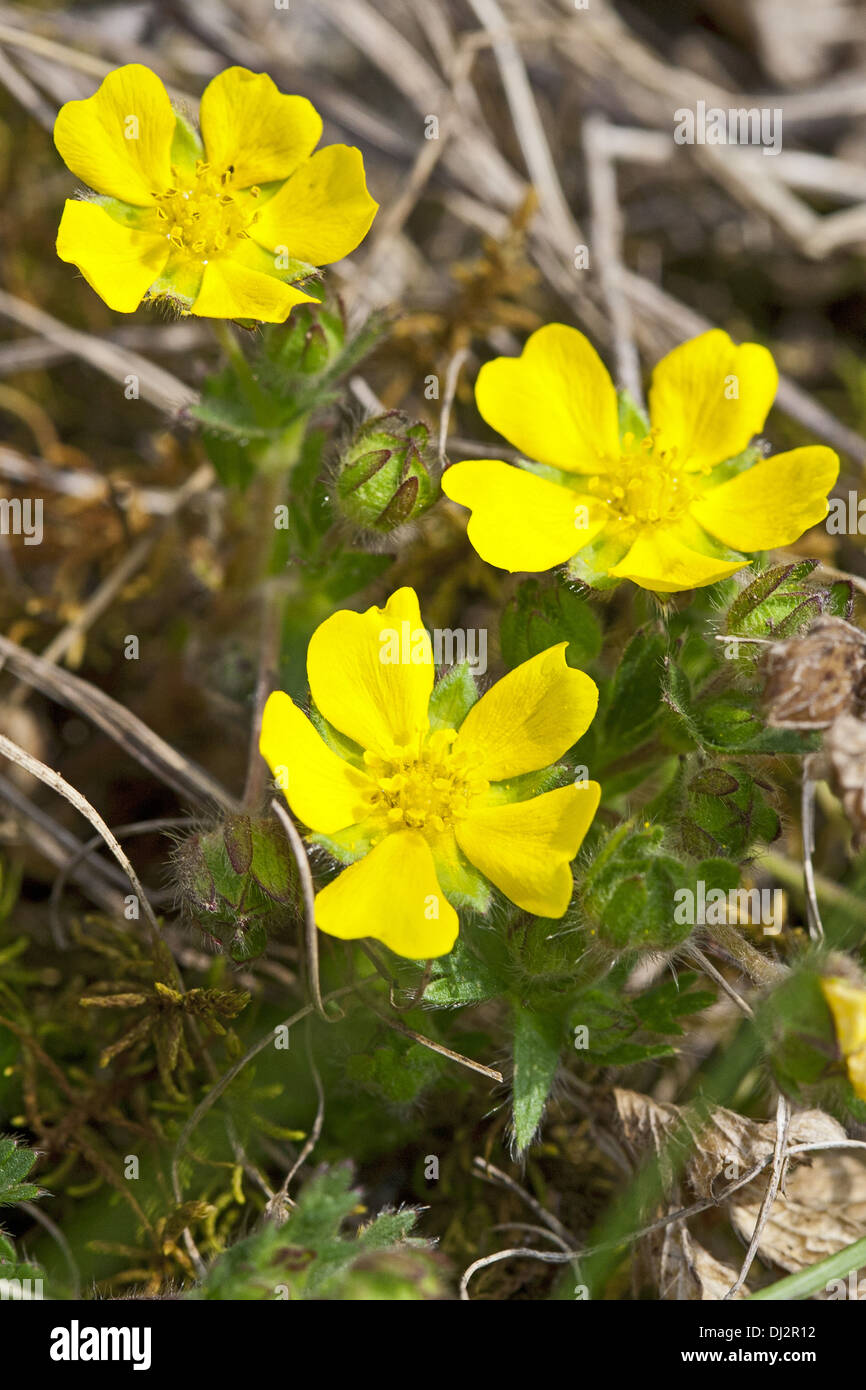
{"left": 335, "top": 411, "right": 438, "bottom": 533}
{"left": 174, "top": 814, "right": 300, "bottom": 963}
{"left": 262, "top": 296, "right": 346, "bottom": 379}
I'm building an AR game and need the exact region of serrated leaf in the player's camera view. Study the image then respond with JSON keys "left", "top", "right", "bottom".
{"left": 425, "top": 939, "right": 503, "bottom": 1008}
{"left": 0, "top": 1137, "right": 39, "bottom": 1207}
{"left": 604, "top": 630, "right": 666, "bottom": 750}
{"left": 500, "top": 577, "right": 602, "bottom": 670}
{"left": 663, "top": 658, "right": 818, "bottom": 755}
{"left": 512, "top": 1006, "right": 561, "bottom": 1153}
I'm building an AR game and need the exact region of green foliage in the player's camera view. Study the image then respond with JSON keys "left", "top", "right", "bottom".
{"left": 677, "top": 762, "right": 780, "bottom": 859}
{"left": 617, "top": 388, "right": 650, "bottom": 439}
{"left": 725, "top": 559, "right": 852, "bottom": 640}
{"left": 662, "top": 653, "right": 817, "bottom": 754}
{"left": 191, "top": 299, "right": 385, "bottom": 488}
{"left": 500, "top": 577, "right": 602, "bottom": 670}
{"left": 425, "top": 936, "right": 507, "bottom": 1008}
{"left": 0, "top": 1135, "right": 40, "bottom": 1207}
{"left": 580, "top": 822, "right": 739, "bottom": 952}
{"left": 0, "top": 1233, "right": 43, "bottom": 1293}
{"left": 347, "top": 1031, "right": 443, "bottom": 1104}
{"left": 757, "top": 967, "right": 840, "bottom": 1099}
{"left": 511, "top": 1006, "right": 561, "bottom": 1153}
{"left": 602, "top": 629, "right": 666, "bottom": 754}
{"left": 571, "top": 967, "right": 716, "bottom": 1066}
{"left": 190, "top": 1166, "right": 443, "bottom": 1300}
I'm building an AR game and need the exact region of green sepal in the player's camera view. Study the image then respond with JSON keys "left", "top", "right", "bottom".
{"left": 309, "top": 703, "right": 367, "bottom": 768}
{"left": 617, "top": 388, "right": 650, "bottom": 438}
{"left": 484, "top": 764, "right": 567, "bottom": 805}
{"left": 430, "top": 837, "right": 491, "bottom": 912}
{"left": 311, "top": 823, "right": 376, "bottom": 867}
{"left": 427, "top": 661, "right": 478, "bottom": 731}
{"left": 170, "top": 110, "right": 204, "bottom": 175}
{"left": 567, "top": 531, "right": 628, "bottom": 590}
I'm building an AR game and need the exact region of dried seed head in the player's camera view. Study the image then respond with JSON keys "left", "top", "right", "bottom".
{"left": 763, "top": 616, "right": 866, "bottom": 730}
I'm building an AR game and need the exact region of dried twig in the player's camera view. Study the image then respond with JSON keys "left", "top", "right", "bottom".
{"left": 0, "top": 290, "right": 197, "bottom": 415}
{"left": 801, "top": 756, "right": 826, "bottom": 942}
{"left": 724, "top": 1093, "right": 791, "bottom": 1299}
{"left": 270, "top": 797, "right": 338, "bottom": 1023}
{"left": 472, "top": 1156, "right": 576, "bottom": 1248}
{"left": 0, "top": 732, "right": 162, "bottom": 943}
{"left": 0, "top": 633, "right": 238, "bottom": 812}
{"left": 582, "top": 113, "right": 643, "bottom": 404}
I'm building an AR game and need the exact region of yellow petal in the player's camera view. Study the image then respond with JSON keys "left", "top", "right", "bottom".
{"left": 689, "top": 446, "right": 839, "bottom": 551}
{"left": 649, "top": 330, "right": 778, "bottom": 472}
{"left": 306, "top": 588, "right": 433, "bottom": 758}
{"left": 199, "top": 67, "right": 322, "bottom": 187}
{"left": 252, "top": 145, "right": 378, "bottom": 266}
{"left": 454, "top": 643, "right": 598, "bottom": 780}
{"left": 189, "top": 257, "right": 317, "bottom": 322}
{"left": 314, "top": 831, "right": 458, "bottom": 959}
{"left": 820, "top": 977, "right": 866, "bottom": 1057}
{"left": 441, "top": 459, "right": 605, "bottom": 572}
{"left": 474, "top": 324, "right": 620, "bottom": 472}
{"left": 846, "top": 1050, "right": 866, "bottom": 1103}
{"left": 54, "top": 64, "right": 175, "bottom": 205}
{"left": 56, "top": 200, "right": 169, "bottom": 312}
{"left": 608, "top": 525, "right": 747, "bottom": 592}
{"left": 259, "top": 691, "right": 372, "bottom": 834}
{"left": 456, "top": 782, "right": 601, "bottom": 917}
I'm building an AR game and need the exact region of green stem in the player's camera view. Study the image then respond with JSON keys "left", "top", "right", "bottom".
{"left": 756, "top": 848, "right": 864, "bottom": 921}
{"left": 749, "top": 1234, "right": 866, "bottom": 1300}
{"left": 212, "top": 318, "right": 272, "bottom": 422}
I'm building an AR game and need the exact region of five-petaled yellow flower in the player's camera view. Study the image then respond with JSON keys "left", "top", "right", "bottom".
{"left": 259, "top": 588, "right": 600, "bottom": 959}
{"left": 442, "top": 325, "right": 839, "bottom": 593}
{"left": 820, "top": 976, "right": 866, "bottom": 1102}
{"left": 54, "top": 65, "right": 378, "bottom": 322}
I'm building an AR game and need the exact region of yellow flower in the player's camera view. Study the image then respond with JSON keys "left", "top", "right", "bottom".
{"left": 820, "top": 976, "right": 866, "bottom": 1101}
{"left": 442, "top": 325, "right": 839, "bottom": 593}
{"left": 54, "top": 65, "right": 378, "bottom": 321}
{"left": 259, "top": 588, "right": 600, "bottom": 959}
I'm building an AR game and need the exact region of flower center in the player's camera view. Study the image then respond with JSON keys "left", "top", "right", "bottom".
{"left": 360, "top": 729, "right": 488, "bottom": 841}
{"left": 152, "top": 162, "right": 260, "bottom": 262}
{"left": 587, "top": 430, "right": 694, "bottom": 529}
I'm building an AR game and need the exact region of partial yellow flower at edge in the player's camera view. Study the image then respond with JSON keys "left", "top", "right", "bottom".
{"left": 820, "top": 976, "right": 866, "bottom": 1102}
{"left": 259, "top": 587, "right": 601, "bottom": 959}
{"left": 442, "top": 324, "right": 839, "bottom": 594}
{"left": 53, "top": 64, "right": 378, "bottom": 321}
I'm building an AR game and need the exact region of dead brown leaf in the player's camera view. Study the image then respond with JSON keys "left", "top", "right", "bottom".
{"left": 613, "top": 1089, "right": 866, "bottom": 1297}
